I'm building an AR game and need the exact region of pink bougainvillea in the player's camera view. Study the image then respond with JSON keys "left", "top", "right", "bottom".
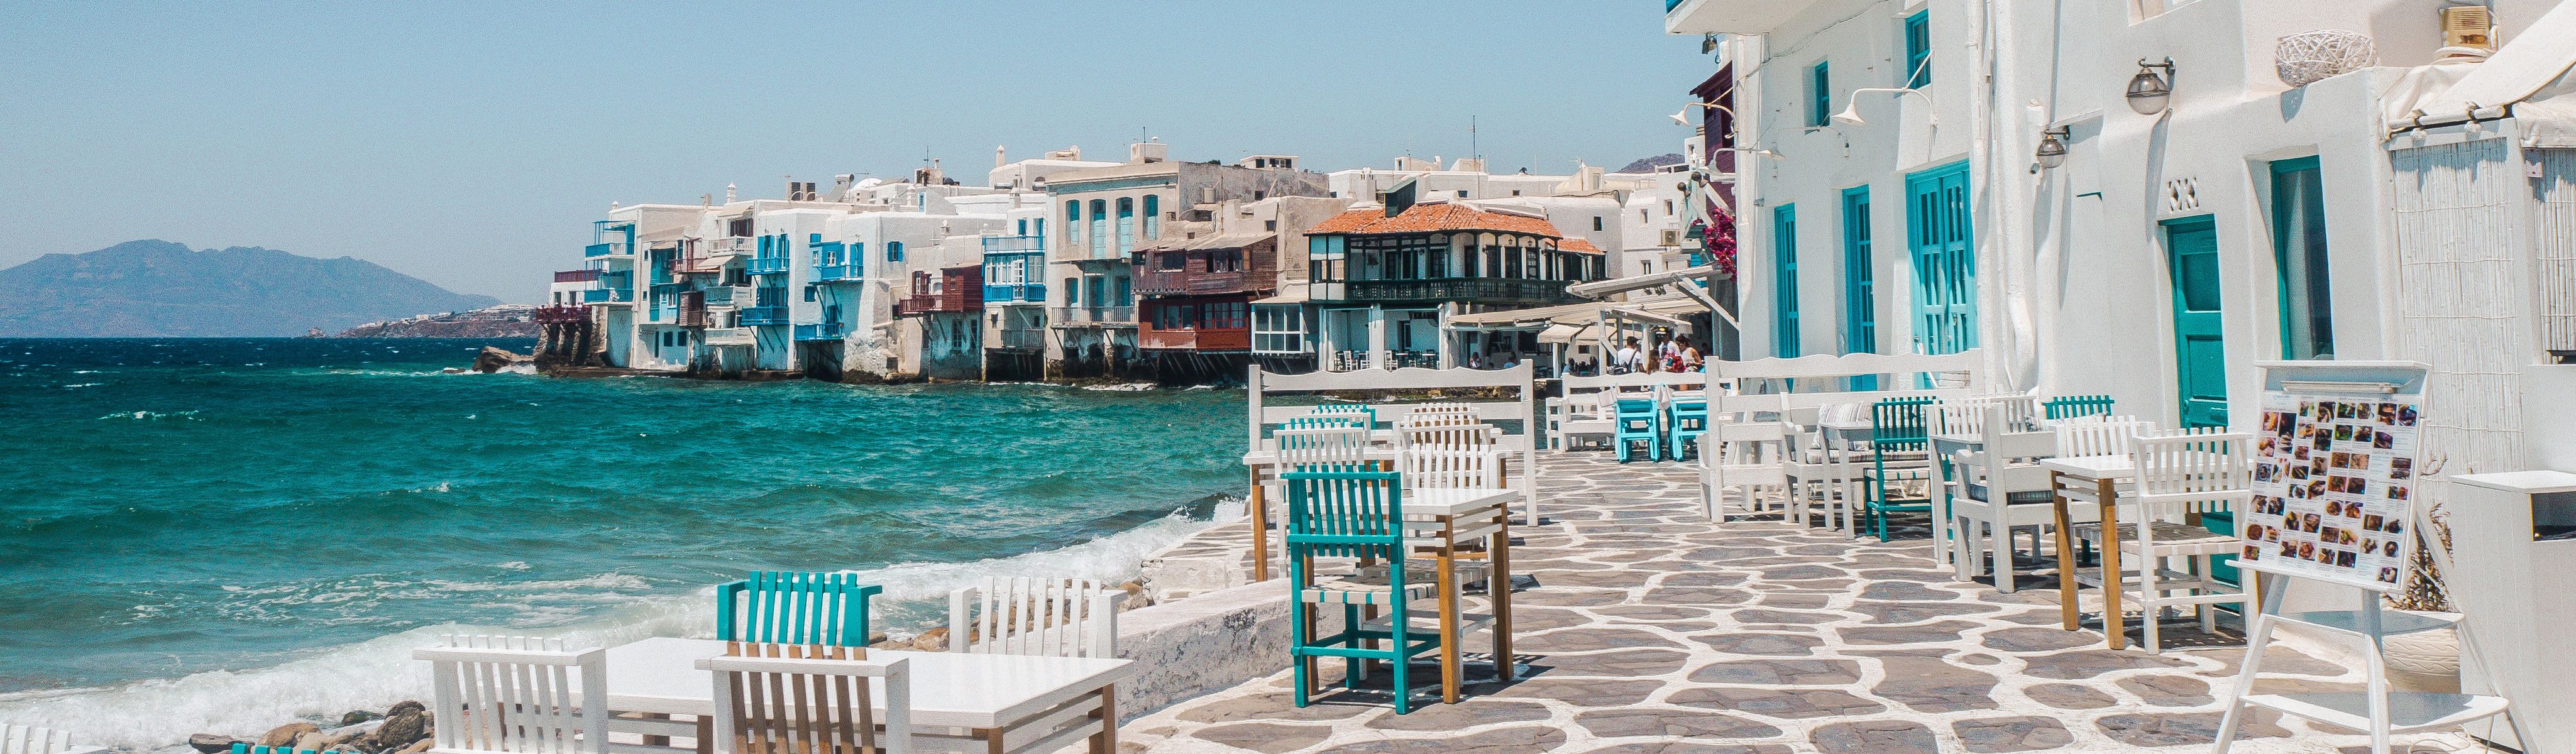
{"left": 1697, "top": 206, "right": 1737, "bottom": 278}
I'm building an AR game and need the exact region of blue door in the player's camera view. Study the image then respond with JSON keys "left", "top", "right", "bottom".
{"left": 1841, "top": 186, "right": 1876, "bottom": 390}
{"left": 1905, "top": 162, "right": 1974, "bottom": 356}
{"left": 2164, "top": 217, "right": 2227, "bottom": 429}
{"left": 1773, "top": 205, "right": 1799, "bottom": 358}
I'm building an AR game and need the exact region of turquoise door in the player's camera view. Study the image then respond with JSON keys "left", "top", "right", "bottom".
{"left": 1906, "top": 162, "right": 1974, "bottom": 356}
{"left": 2164, "top": 217, "right": 2227, "bottom": 429}
{"left": 1841, "top": 187, "right": 1877, "bottom": 390}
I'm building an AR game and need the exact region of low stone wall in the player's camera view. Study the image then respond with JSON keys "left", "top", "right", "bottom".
{"left": 1108, "top": 577, "right": 1344, "bottom": 722}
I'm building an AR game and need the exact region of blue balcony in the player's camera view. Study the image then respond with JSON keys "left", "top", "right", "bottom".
{"left": 581, "top": 288, "right": 634, "bottom": 304}
{"left": 794, "top": 322, "right": 845, "bottom": 341}
{"left": 740, "top": 306, "right": 789, "bottom": 325}
{"left": 983, "top": 283, "right": 1049, "bottom": 304}
{"left": 814, "top": 264, "right": 862, "bottom": 282}
{"left": 584, "top": 241, "right": 632, "bottom": 258}
{"left": 746, "top": 256, "right": 792, "bottom": 275}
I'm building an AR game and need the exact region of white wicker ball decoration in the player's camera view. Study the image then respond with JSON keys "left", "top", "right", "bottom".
{"left": 2276, "top": 30, "right": 2377, "bottom": 87}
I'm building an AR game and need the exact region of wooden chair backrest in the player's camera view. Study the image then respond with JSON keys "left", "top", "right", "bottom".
{"left": 1401, "top": 427, "right": 1501, "bottom": 490}
{"left": 705, "top": 643, "right": 909, "bottom": 754}
{"left": 947, "top": 577, "right": 1120, "bottom": 658}
{"left": 2, "top": 726, "right": 79, "bottom": 754}
{"left": 2132, "top": 429, "right": 2252, "bottom": 501}
{"left": 1712, "top": 420, "right": 1792, "bottom": 467}
{"left": 717, "top": 572, "right": 881, "bottom": 648}
{"left": 1275, "top": 427, "right": 1367, "bottom": 472}
{"left": 1868, "top": 396, "right": 1939, "bottom": 452}
{"left": 416, "top": 636, "right": 607, "bottom": 754}
{"left": 2054, "top": 415, "right": 2157, "bottom": 458}
{"left": 1283, "top": 469, "right": 1405, "bottom": 562}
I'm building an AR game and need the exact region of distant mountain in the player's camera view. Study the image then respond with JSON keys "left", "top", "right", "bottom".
{"left": 0, "top": 240, "right": 502, "bottom": 337}
{"left": 1619, "top": 154, "right": 1686, "bottom": 173}
{"left": 333, "top": 305, "right": 542, "bottom": 339}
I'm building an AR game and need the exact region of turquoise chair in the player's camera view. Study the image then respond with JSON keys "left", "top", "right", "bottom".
{"left": 1612, "top": 398, "right": 1661, "bottom": 462}
{"left": 2043, "top": 395, "right": 2115, "bottom": 421}
{"left": 715, "top": 571, "right": 882, "bottom": 647}
{"left": 1284, "top": 467, "right": 1442, "bottom": 714}
{"left": 1864, "top": 397, "right": 1939, "bottom": 542}
{"left": 1312, "top": 403, "right": 1376, "bottom": 432}
{"left": 1280, "top": 415, "right": 1363, "bottom": 432}
{"left": 1666, "top": 397, "right": 1710, "bottom": 461}
{"left": 233, "top": 746, "right": 313, "bottom": 754}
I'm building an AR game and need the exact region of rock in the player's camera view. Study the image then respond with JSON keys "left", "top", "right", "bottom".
{"left": 911, "top": 627, "right": 950, "bottom": 652}
{"left": 292, "top": 731, "right": 329, "bottom": 751}
{"left": 471, "top": 346, "right": 531, "bottom": 374}
{"left": 317, "top": 721, "right": 375, "bottom": 750}
{"left": 189, "top": 733, "right": 240, "bottom": 753}
{"left": 356, "top": 703, "right": 429, "bottom": 753}
{"left": 341, "top": 711, "right": 380, "bottom": 726}
{"left": 394, "top": 740, "right": 432, "bottom": 754}
{"left": 256, "top": 723, "right": 318, "bottom": 748}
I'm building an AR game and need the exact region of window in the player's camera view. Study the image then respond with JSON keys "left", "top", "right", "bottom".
{"left": 1115, "top": 276, "right": 1131, "bottom": 305}
{"left": 803, "top": 285, "right": 816, "bottom": 302}
{"left": 1903, "top": 12, "right": 1931, "bottom": 89}
{"left": 1116, "top": 197, "right": 1136, "bottom": 256}
{"left": 1264, "top": 219, "right": 1277, "bottom": 231}
{"left": 1907, "top": 161, "right": 1976, "bottom": 354}
{"left": 886, "top": 241, "right": 903, "bottom": 262}
{"left": 1033, "top": 218, "right": 1045, "bottom": 244}
{"left": 1065, "top": 278, "right": 1080, "bottom": 305}
{"left": 1808, "top": 62, "right": 1832, "bottom": 128}
{"left": 1774, "top": 204, "right": 1800, "bottom": 358}
{"left": 1253, "top": 190, "right": 1266, "bottom": 200}
{"left": 1156, "top": 252, "right": 1186, "bottom": 271}
{"left": 1143, "top": 195, "right": 1160, "bottom": 239}
{"left": 1089, "top": 199, "right": 1107, "bottom": 251}
{"left": 1064, "top": 201, "right": 1081, "bottom": 243}
{"left": 1841, "top": 186, "right": 1878, "bottom": 389}
{"left": 1254, "top": 305, "right": 1306, "bottom": 353}
{"left": 2271, "top": 156, "right": 2334, "bottom": 359}
{"left": 1016, "top": 219, "right": 1027, "bottom": 236}
{"left": 1456, "top": 190, "right": 1469, "bottom": 198}
{"left": 1592, "top": 216, "right": 1604, "bottom": 231}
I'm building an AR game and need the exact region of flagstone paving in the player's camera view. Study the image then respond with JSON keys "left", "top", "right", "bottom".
{"left": 1121, "top": 454, "right": 2462, "bottom": 754}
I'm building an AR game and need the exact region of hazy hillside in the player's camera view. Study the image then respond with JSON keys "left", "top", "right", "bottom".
{"left": 0, "top": 240, "right": 502, "bottom": 337}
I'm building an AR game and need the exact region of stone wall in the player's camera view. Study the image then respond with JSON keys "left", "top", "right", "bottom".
{"left": 1107, "top": 577, "right": 1329, "bottom": 721}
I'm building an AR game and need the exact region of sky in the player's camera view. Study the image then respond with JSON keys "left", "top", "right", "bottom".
{"left": 0, "top": 2, "right": 1715, "bottom": 302}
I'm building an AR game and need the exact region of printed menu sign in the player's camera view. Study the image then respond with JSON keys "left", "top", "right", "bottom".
{"left": 2240, "top": 390, "right": 2423, "bottom": 592}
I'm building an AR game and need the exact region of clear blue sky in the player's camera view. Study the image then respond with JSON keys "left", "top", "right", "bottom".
{"left": 0, "top": 2, "right": 1714, "bottom": 302}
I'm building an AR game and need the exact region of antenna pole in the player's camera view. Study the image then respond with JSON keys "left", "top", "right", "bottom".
{"left": 1470, "top": 116, "right": 1478, "bottom": 159}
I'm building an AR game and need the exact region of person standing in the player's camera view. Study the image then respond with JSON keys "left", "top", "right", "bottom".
{"left": 1683, "top": 339, "right": 1704, "bottom": 371}
{"left": 1657, "top": 334, "right": 1684, "bottom": 373}
{"left": 1612, "top": 337, "right": 1642, "bottom": 374}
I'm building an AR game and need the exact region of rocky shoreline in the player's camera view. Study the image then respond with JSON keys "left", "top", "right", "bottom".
{"left": 190, "top": 702, "right": 431, "bottom": 754}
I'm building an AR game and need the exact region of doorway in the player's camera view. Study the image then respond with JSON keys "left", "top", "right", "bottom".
{"left": 2163, "top": 217, "right": 2226, "bottom": 429}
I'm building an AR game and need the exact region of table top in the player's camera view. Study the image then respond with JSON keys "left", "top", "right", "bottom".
{"left": 603, "top": 637, "right": 1135, "bottom": 728}
{"left": 1401, "top": 487, "right": 1518, "bottom": 516}
{"left": 1820, "top": 420, "right": 1874, "bottom": 432}
{"left": 2039, "top": 454, "right": 2135, "bottom": 479}
{"left": 1241, "top": 447, "right": 1404, "bottom": 465}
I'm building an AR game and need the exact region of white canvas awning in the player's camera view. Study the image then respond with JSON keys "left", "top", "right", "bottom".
{"left": 2386, "top": 2, "right": 2576, "bottom": 144}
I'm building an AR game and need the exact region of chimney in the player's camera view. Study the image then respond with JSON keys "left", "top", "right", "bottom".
{"left": 995, "top": 145, "right": 1007, "bottom": 169}
{"left": 725, "top": 183, "right": 737, "bottom": 202}
{"left": 1130, "top": 140, "right": 1169, "bottom": 164}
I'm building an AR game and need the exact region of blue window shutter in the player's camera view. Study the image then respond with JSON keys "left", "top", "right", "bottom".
{"left": 1905, "top": 12, "right": 1931, "bottom": 89}
{"left": 1809, "top": 62, "right": 1831, "bottom": 128}
{"left": 1774, "top": 204, "right": 1800, "bottom": 358}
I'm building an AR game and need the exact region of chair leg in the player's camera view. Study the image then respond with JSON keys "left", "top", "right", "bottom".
{"left": 1997, "top": 525, "right": 2018, "bottom": 593}
{"left": 1342, "top": 604, "right": 1362, "bottom": 688}
{"left": 1291, "top": 599, "right": 1312, "bottom": 707}
{"left": 2139, "top": 559, "right": 2160, "bottom": 655}
{"left": 1389, "top": 604, "right": 1412, "bottom": 714}
{"left": 2199, "top": 554, "right": 2219, "bottom": 637}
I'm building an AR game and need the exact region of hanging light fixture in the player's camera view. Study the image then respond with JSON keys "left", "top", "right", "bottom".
{"left": 2127, "top": 58, "right": 2176, "bottom": 114}
{"left": 2034, "top": 126, "right": 2071, "bottom": 169}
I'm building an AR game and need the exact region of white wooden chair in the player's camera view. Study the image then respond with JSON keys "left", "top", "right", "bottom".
{"left": 700, "top": 644, "right": 911, "bottom": 754}
{"left": 415, "top": 637, "right": 608, "bottom": 754}
{"left": 1702, "top": 418, "right": 1795, "bottom": 523}
{"left": 1251, "top": 364, "right": 1539, "bottom": 526}
{"left": 2, "top": 725, "right": 104, "bottom": 754}
{"left": 947, "top": 577, "right": 1120, "bottom": 658}
{"left": 1776, "top": 407, "right": 1850, "bottom": 531}
{"left": 2054, "top": 414, "right": 2156, "bottom": 459}
{"left": 2071, "top": 429, "right": 2254, "bottom": 653}
{"left": 1398, "top": 424, "right": 1504, "bottom": 490}
{"left": 1948, "top": 405, "right": 2093, "bottom": 592}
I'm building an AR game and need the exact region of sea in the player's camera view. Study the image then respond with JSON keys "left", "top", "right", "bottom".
{"left": 0, "top": 338, "right": 1245, "bottom": 749}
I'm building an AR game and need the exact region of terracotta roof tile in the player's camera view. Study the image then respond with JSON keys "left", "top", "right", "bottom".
{"left": 1558, "top": 238, "right": 1603, "bottom": 254}
{"left": 1307, "top": 202, "right": 1566, "bottom": 239}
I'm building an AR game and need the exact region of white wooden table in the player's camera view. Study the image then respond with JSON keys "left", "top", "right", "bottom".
{"left": 604, "top": 637, "right": 1136, "bottom": 754}
{"left": 1241, "top": 447, "right": 1403, "bottom": 582}
{"left": 1399, "top": 488, "right": 1518, "bottom": 697}
{"left": 2040, "top": 454, "right": 2137, "bottom": 650}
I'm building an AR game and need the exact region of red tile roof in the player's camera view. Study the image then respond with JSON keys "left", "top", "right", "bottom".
{"left": 1558, "top": 238, "right": 1603, "bottom": 255}
{"left": 1307, "top": 202, "right": 1566, "bottom": 239}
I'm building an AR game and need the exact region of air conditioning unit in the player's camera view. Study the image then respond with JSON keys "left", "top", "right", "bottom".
{"left": 2443, "top": 4, "right": 2494, "bottom": 50}
{"left": 1660, "top": 229, "right": 1682, "bottom": 247}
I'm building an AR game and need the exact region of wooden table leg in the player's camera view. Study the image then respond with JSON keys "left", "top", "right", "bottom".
{"left": 1436, "top": 537, "right": 1460, "bottom": 704}
{"left": 1490, "top": 511, "right": 1515, "bottom": 682}
{"left": 2097, "top": 476, "right": 2125, "bottom": 651}
{"left": 2054, "top": 471, "right": 2079, "bottom": 631}
{"left": 1250, "top": 465, "right": 1269, "bottom": 582}
{"left": 695, "top": 716, "right": 713, "bottom": 754}
{"left": 1089, "top": 683, "right": 1118, "bottom": 754}
{"left": 641, "top": 713, "right": 670, "bottom": 747}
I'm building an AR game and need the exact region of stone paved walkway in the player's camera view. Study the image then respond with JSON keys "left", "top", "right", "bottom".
{"left": 1120, "top": 454, "right": 2460, "bottom": 754}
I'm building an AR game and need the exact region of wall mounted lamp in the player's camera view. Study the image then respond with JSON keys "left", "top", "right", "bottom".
{"left": 2035, "top": 126, "right": 2071, "bottom": 169}
{"left": 2128, "top": 58, "right": 2176, "bottom": 114}
{"left": 1668, "top": 101, "right": 1738, "bottom": 127}
{"left": 1830, "top": 88, "right": 1937, "bottom": 127}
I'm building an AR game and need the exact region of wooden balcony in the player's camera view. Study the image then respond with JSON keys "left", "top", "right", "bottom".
{"left": 533, "top": 305, "right": 589, "bottom": 324}
{"left": 1139, "top": 326, "right": 1250, "bottom": 352}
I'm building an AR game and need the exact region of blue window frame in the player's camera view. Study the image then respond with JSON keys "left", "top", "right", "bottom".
{"left": 1064, "top": 200, "right": 1081, "bottom": 243}
{"left": 1906, "top": 161, "right": 1976, "bottom": 356}
{"left": 1773, "top": 204, "right": 1800, "bottom": 358}
{"left": 1903, "top": 11, "right": 1931, "bottom": 89}
{"left": 887, "top": 241, "right": 903, "bottom": 262}
{"left": 1808, "top": 62, "right": 1832, "bottom": 128}
{"left": 1115, "top": 197, "right": 1135, "bottom": 256}
{"left": 2270, "top": 156, "right": 2333, "bottom": 359}
{"left": 1143, "top": 195, "right": 1160, "bottom": 239}
{"left": 1841, "top": 186, "right": 1878, "bottom": 389}
{"left": 1088, "top": 199, "right": 1108, "bottom": 253}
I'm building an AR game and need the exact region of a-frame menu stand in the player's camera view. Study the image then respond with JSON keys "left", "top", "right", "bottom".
{"left": 2213, "top": 361, "right": 2533, "bottom": 754}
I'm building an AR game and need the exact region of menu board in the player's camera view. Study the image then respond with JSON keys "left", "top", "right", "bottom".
{"left": 2240, "top": 390, "right": 2425, "bottom": 592}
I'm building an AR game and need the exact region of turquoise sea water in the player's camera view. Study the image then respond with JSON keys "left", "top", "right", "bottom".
{"left": 0, "top": 338, "right": 1243, "bottom": 748}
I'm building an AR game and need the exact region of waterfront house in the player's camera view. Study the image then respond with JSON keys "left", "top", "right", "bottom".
{"left": 1043, "top": 143, "right": 1330, "bottom": 380}
{"left": 979, "top": 202, "right": 1055, "bottom": 381}
{"left": 891, "top": 229, "right": 989, "bottom": 382}
{"left": 1300, "top": 187, "right": 1604, "bottom": 371}
{"left": 1130, "top": 196, "right": 1349, "bottom": 381}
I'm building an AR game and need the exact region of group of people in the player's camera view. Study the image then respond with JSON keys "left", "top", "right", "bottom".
{"left": 1610, "top": 332, "right": 1702, "bottom": 374}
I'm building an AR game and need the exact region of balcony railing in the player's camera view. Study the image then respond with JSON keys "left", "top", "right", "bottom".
{"left": 981, "top": 236, "right": 1044, "bottom": 253}
{"left": 554, "top": 269, "right": 601, "bottom": 283}
{"left": 793, "top": 322, "right": 845, "bottom": 341}
{"left": 1135, "top": 268, "right": 1261, "bottom": 297}
{"left": 533, "top": 305, "right": 589, "bottom": 324}
{"left": 584, "top": 241, "right": 633, "bottom": 258}
{"left": 813, "top": 264, "right": 862, "bottom": 282}
{"left": 996, "top": 329, "right": 1046, "bottom": 349}
{"left": 740, "top": 306, "right": 789, "bottom": 325}
{"left": 1329, "top": 278, "right": 1577, "bottom": 305}
{"left": 746, "top": 256, "right": 792, "bottom": 275}
{"left": 703, "top": 328, "right": 754, "bottom": 346}
{"left": 677, "top": 307, "right": 708, "bottom": 327}
{"left": 1049, "top": 307, "right": 1135, "bottom": 325}
{"left": 983, "top": 283, "right": 1047, "bottom": 303}
{"left": 1328, "top": 349, "right": 1441, "bottom": 371}
{"left": 702, "top": 285, "right": 747, "bottom": 307}
{"left": 707, "top": 237, "right": 754, "bottom": 256}
{"left": 581, "top": 288, "right": 634, "bottom": 304}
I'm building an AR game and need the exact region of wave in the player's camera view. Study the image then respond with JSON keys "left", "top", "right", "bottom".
{"left": 97, "top": 410, "right": 201, "bottom": 421}
{"left": 0, "top": 497, "right": 1238, "bottom": 751}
